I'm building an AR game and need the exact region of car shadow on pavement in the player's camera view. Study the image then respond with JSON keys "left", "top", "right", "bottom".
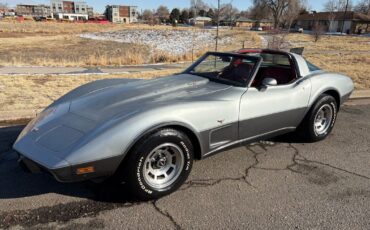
{"left": 0, "top": 125, "right": 309, "bottom": 203}
{"left": 0, "top": 125, "right": 135, "bottom": 203}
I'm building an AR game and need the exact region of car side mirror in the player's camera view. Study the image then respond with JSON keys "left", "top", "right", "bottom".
{"left": 262, "top": 77, "right": 278, "bottom": 87}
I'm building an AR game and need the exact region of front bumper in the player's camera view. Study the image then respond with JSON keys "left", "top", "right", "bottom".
{"left": 17, "top": 153, "right": 123, "bottom": 183}
{"left": 340, "top": 91, "right": 353, "bottom": 105}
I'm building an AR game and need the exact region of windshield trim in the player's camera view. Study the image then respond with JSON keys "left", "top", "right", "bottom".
{"left": 183, "top": 52, "right": 262, "bottom": 87}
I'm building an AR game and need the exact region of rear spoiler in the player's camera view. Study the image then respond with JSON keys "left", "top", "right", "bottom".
{"left": 290, "top": 47, "right": 304, "bottom": 55}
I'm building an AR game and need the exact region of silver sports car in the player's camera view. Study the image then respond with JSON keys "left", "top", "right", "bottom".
{"left": 14, "top": 49, "right": 354, "bottom": 200}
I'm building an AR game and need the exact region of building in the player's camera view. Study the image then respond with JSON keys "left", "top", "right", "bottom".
{"left": 235, "top": 18, "right": 255, "bottom": 28}
{"left": 235, "top": 17, "right": 273, "bottom": 30}
{"left": 87, "top": 6, "right": 94, "bottom": 18}
{"left": 105, "top": 5, "right": 138, "bottom": 24}
{"left": 50, "top": 0, "right": 92, "bottom": 20}
{"left": 296, "top": 11, "right": 370, "bottom": 34}
{"left": 0, "top": 6, "right": 8, "bottom": 17}
{"left": 34, "top": 5, "right": 51, "bottom": 17}
{"left": 189, "top": 16, "right": 212, "bottom": 26}
{"left": 16, "top": 4, "right": 51, "bottom": 17}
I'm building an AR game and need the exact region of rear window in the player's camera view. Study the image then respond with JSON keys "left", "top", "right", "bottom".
{"left": 246, "top": 53, "right": 290, "bottom": 66}
{"left": 306, "top": 60, "right": 321, "bottom": 71}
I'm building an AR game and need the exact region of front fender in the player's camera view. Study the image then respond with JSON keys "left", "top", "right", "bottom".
{"left": 64, "top": 100, "right": 239, "bottom": 171}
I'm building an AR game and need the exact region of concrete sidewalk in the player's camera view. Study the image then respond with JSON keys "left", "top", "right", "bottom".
{"left": 0, "top": 63, "right": 188, "bottom": 75}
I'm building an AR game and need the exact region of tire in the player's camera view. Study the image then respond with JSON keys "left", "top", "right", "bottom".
{"left": 298, "top": 94, "right": 338, "bottom": 142}
{"left": 122, "top": 128, "right": 194, "bottom": 200}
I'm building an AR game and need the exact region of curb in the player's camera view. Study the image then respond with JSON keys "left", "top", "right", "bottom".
{"left": 1, "top": 91, "right": 369, "bottom": 127}
{"left": 350, "top": 90, "right": 370, "bottom": 99}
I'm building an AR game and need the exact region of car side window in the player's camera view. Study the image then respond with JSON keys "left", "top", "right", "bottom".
{"left": 247, "top": 53, "right": 296, "bottom": 87}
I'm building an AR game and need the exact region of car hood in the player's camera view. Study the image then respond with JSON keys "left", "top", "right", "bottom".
{"left": 69, "top": 74, "right": 232, "bottom": 122}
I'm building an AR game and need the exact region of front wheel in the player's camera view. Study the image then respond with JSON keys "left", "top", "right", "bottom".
{"left": 298, "top": 94, "right": 338, "bottom": 142}
{"left": 122, "top": 129, "right": 194, "bottom": 200}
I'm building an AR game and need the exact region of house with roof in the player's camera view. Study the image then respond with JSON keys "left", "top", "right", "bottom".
{"left": 296, "top": 11, "right": 370, "bottom": 34}
{"left": 189, "top": 16, "right": 212, "bottom": 26}
{"left": 235, "top": 17, "right": 273, "bottom": 30}
{"left": 235, "top": 17, "right": 255, "bottom": 28}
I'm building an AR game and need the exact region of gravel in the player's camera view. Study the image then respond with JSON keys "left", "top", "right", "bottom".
{"left": 80, "top": 29, "right": 233, "bottom": 56}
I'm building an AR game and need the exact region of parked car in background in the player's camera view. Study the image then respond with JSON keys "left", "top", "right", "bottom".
{"left": 251, "top": 27, "right": 263, "bottom": 31}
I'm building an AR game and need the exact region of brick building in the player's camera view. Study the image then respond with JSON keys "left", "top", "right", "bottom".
{"left": 16, "top": 4, "right": 51, "bottom": 17}
{"left": 296, "top": 11, "right": 370, "bottom": 34}
{"left": 105, "top": 5, "right": 138, "bottom": 24}
{"left": 50, "top": 0, "right": 92, "bottom": 20}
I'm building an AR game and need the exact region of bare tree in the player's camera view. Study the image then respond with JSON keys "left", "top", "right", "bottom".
{"left": 324, "top": 0, "right": 339, "bottom": 32}
{"left": 253, "top": 0, "right": 293, "bottom": 28}
{"left": 142, "top": 9, "right": 157, "bottom": 25}
{"left": 219, "top": 3, "right": 239, "bottom": 27}
{"left": 312, "top": 22, "right": 325, "bottom": 42}
{"left": 249, "top": 2, "right": 272, "bottom": 20}
{"left": 324, "top": 0, "right": 353, "bottom": 11}
{"left": 250, "top": 0, "right": 305, "bottom": 49}
{"left": 281, "top": 0, "right": 307, "bottom": 29}
{"left": 190, "top": 0, "right": 209, "bottom": 17}
{"left": 156, "top": 5, "right": 170, "bottom": 23}
{"left": 354, "top": 0, "right": 370, "bottom": 14}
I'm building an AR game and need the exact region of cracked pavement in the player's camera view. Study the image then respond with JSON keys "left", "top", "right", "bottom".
{"left": 0, "top": 103, "right": 369, "bottom": 229}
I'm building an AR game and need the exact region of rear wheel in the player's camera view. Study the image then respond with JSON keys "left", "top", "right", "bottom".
{"left": 298, "top": 94, "right": 338, "bottom": 142}
{"left": 121, "top": 128, "right": 193, "bottom": 200}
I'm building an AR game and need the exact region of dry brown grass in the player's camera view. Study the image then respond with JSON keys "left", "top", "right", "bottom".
{"left": 286, "top": 34, "right": 370, "bottom": 89}
{"left": 0, "top": 21, "right": 261, "bottom": 67}
{"left": 0, "top": 69, "right": 179, "bottom": 112}
{"left": 0, "top": 21, "right": 124, "bottom": 34}
{"left": 0, "top": 35, "right": 149, "bottom": 66}
{"left": 0, "top": 21, "right": 195, "bottom": 34}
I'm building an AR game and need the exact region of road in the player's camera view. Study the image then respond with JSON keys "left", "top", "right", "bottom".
{"left": 0, "top": 102, "right": 369, "bottom": 229}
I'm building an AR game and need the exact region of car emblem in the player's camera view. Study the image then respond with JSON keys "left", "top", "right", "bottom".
{"left": 217, "top": 119, "right": 225, "bottom": 124}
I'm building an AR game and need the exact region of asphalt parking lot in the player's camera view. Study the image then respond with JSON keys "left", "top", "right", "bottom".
{"left": 0, "top": 101, "right": 369, "bottom": 229}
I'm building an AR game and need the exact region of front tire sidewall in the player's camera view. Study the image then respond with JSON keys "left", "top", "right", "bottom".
{"left": 308, "top": 95, "right": 337, "bottom": 141}
{"left": 128, "top": 129, "right": 193, "bottom": 199}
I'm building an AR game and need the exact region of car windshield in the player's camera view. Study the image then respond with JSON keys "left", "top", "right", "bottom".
{"left": 185, "top": 53, "right": 260, "bottom": 86}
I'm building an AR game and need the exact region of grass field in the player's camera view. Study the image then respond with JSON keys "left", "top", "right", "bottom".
{"left": 0, "top": 69, "right": 179, "bottom": 113}
{"left": 0, "top": 21, "right": 260, "bottom": 67}
{"left": 0, "top": 22, "right": 368, "bottom": 115}
{"left": 286, "top": 34, "right": 370, "bottom": 89}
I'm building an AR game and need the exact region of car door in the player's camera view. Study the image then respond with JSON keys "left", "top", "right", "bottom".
{"left": 238, "top": 78, "right": 312, "bottom": 140}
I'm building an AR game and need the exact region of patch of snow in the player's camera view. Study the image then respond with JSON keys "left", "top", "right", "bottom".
{"left": 80, "top": 29, "right": 233, "bottom": 56}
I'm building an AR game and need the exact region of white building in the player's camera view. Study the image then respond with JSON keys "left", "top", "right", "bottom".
{"left": 189, "top": 16, "right": 212, "bottom": 26}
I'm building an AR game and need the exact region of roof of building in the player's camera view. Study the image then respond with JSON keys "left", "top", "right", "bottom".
{"left": 189, "top": 16, "right": 212, "bottom": 21}
{"left": 236, "top": 17, "right": 255, "bottom": 22}
{"left": 297, "top": 11, "right": 370, "bottom": 22}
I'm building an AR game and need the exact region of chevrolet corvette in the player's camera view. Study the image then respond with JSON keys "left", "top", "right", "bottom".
{"left": 14, "top": 49, "right": 354, "bottom": 199}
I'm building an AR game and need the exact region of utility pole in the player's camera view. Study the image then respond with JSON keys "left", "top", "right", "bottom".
{"left": 191, "top": 0, "right": 198, "bottom": 62}
{"left": 341, "top": 0, "right": 349, "bottom": 34}
{"left": 215, "top": 0, "right": 220, "bottom": 52}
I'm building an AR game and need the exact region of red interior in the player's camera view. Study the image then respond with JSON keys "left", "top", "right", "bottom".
{"left": 237, "top": 49, "right": 297, "bottom": 87}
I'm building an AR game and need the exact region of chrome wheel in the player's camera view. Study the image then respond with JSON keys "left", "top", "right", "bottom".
{"left": 314, "top": 104, "right": 333, "bottom": 135}
{"left": 143, "top": 143, "right": 184, "bottom": 190}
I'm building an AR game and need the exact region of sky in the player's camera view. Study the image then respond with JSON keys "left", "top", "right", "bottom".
{"left": 2, "top": 0, "right": 362, "bottom": 13}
